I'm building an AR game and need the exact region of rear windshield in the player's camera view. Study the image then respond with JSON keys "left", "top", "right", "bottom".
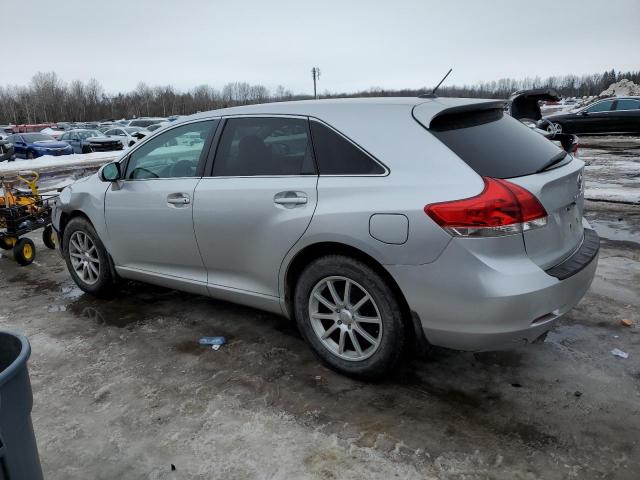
{"left": 429, "top": 109, "right": 564, "bottom": 179}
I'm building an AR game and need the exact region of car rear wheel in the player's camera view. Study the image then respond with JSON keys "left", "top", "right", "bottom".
{"left": 63, "top": 217, "right": 116, "bottom": 295}
{"left": 294, "top": 255, "right": 405, "bottom": 380}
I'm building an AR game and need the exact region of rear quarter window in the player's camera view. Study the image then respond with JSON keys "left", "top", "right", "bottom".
{"left": 310, "top": 121, "right": 385, "bottom": 175}
{"left": 429, "top": 109, "right": 564, "bottom": 179}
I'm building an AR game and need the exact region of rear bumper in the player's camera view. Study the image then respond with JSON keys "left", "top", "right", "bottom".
{"left": 387, "top": 229, "right": 599, "bottom": 351}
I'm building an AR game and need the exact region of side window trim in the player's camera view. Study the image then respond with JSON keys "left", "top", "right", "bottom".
{"left": 120, "top": 118, "right": 220, "bottom": 181}
{"left": 308, "top": 117, "right": 389, "bottom": 176}
{"left": 207, "top": 114, "right": 318, "bottom": 178}
{"left": 613, "top": 99, "right": 640, "bottom": 111}
{"left": 586, "top": 100, "right": 614, "bottom": 113}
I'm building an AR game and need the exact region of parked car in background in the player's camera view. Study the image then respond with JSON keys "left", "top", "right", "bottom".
{"left": 0, "top": 138, "right": 15, "bottom": 162}
{"left": 7, "top": 132, "right": 73, "bottom": 159}
{"left": 145, "top": 122, "right": 170, "bottom": 132}
{"left": 128, "top": 117, "right": 167, "bottom": 128}
{"left": 40, "top": 127, "right": 65, "bottom": 139}
{"left": 60, "top": 129, "right": 124, "bottom": 153}
{"left": 53, "top": 98, "right": 599, "bottom": 379}
{"left": 539, "top": 96, "right": 640, "bottom": 134}
{"left": 508, "top": 88, "right": 579, "bottom": 154}
{"left": 103, "top": 126, "right": 149, "bottom": 147}
{"left": 0, "top": 125, "right": 15, "bottom": 138}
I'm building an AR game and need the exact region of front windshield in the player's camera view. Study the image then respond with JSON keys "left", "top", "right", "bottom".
{"left": 79, "top": 130, "right": 105, "bottom": 139}
{"left": 125, "top": 127, "right": 143, "bottom": 133}
{"left": 23, "top": 133, "right": 54, "bottom": 142}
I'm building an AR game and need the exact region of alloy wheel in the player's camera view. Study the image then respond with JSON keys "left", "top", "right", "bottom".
{"left": 308, "top": 276, "right": 383, "bottom": 361}
{"left": 69, "top": 231, "right": 100, "bottom": 285}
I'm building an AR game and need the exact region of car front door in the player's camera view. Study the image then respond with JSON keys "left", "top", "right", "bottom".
{"left": 11, "top": 135, "right": 26, "bottom": 157}
{"left": 193, "top": 116, "right": 318, "bottom": 299}
{"left": 104, "top": 119, "right": 219, "bottom": 293}
{"left": 576, "top": 99, "right": 615, "bottom": 133}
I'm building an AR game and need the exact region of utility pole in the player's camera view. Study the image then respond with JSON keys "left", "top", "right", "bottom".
{"left": 311, "top": 67, "right": 321, "bottom": 99}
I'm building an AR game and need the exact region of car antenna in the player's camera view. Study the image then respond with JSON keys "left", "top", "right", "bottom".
{"left": 418, "top": 68, "right": 453, "bottom": 98}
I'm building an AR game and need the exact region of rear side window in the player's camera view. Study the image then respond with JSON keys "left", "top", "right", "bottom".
{"left": 430, "top": 109, "right": 564, "bottom": 179}
{"left": 310, "top": 121, "right": 385, "bottom": 175}
{"left": 213, "top": 117, "right": 315, "bottom": 176}
{"left": 615, "top": 99, "right": 640, "bottom": 110}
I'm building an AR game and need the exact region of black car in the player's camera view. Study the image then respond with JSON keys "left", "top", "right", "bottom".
{"left": 0, "top": 138, "right": 15, "bottom": 162}
{"left": 59, "top": 129, "right": 124, "bottom": 154}
{"left": 538, "top": 96, "right": 640, "bottom": 134}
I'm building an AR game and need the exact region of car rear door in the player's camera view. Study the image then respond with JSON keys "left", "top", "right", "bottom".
{"left": 611, "top": 99, "right": 640, "bottom": 133}
{"left": 104, "top": 119, "right": 219, "bottom": 293}
{"left": 192, "top": 116, "right": 318, "bottom": 298}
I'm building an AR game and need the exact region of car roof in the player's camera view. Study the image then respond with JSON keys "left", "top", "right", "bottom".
{"left": 177, "top": 97, "right": 499, "bottom": 128}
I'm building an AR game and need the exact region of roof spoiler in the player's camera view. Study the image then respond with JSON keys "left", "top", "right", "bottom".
{"left": 427, "top": 101, "right": 506, "bottom": 129}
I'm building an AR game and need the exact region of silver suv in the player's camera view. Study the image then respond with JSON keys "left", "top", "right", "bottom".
{"left": 53, "top": 97, "right": 599, "bottom": 379}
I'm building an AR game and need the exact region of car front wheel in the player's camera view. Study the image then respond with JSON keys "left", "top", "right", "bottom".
{"left": 294, "top": 255, "right": 405, "bottom": 380}
{"left": 63, "top": 217, "right": 116, "bottom": 295}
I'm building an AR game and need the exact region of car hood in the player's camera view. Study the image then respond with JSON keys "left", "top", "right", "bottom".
{"left": 32, "top": 140, "right": 70, "bottom": 148}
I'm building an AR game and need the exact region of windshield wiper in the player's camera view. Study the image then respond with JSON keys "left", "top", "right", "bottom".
{"left": 536, "top": 151, "right": 569, "bottom": 173}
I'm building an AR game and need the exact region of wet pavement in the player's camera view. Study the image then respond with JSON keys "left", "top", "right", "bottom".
{"left": 0, "top": 141, "right": 639, "bottom": 479}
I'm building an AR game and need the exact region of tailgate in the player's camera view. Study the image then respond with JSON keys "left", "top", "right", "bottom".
{"left": 509, "top": 159, "right": 585, "bottom": 269}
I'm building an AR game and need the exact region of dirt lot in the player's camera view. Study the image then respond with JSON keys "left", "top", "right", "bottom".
{"left": 1, "top": 138, "right": 639, "bottom": 480}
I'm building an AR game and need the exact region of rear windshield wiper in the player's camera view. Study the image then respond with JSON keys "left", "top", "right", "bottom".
{"left": 536, "top": 151, "right": 569, "bottom": 173}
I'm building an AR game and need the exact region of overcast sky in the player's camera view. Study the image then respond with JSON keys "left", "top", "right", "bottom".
{"left": 5, "top": 0, "right": 639, "bottom": 95}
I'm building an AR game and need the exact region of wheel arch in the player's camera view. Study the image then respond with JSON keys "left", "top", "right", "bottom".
{"left": 59, "top": 209, "right": 118, "bottom": 280}
{"left": 58, "top": 210, "right": 100, "bottom": 254}
{"left": 282, "top": 241, "right": 426, "bottom": 352}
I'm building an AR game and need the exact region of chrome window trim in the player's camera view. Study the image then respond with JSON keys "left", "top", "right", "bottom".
{"left": 120, "top": 117, "right": 221, "bottom": 181}
{"left": 307, "top": 116, "right": 390, "bottom": 177}
{"left": 209, "top": 114, "right": 318, "bottom": 178}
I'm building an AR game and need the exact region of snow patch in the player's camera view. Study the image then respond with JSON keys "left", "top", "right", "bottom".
{"left": 599, "top": 79, "right": 640, "bottom": 98}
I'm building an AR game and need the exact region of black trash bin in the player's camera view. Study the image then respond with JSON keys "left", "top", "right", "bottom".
{"left": 0, "top": 331, "right": 43, "bottom": 480}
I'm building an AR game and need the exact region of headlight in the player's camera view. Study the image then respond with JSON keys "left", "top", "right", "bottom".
{"left": 5, "top": 142, "right": 12, "bottom": 148}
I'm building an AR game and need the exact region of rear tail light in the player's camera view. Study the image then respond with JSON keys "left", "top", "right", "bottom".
{"left": 425, "top": 177, "right": 547, "bottom": 237}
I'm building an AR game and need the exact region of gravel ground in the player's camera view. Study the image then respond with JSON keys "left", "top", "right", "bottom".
{"left": 0, "top": 136, "right": 638, "bottom": 480}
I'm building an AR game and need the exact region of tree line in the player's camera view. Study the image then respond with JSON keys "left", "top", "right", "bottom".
{"left": 0, "top": 69, "right": 637, "bottom": 125}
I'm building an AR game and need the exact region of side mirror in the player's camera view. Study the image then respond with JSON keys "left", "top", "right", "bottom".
{"left": 100, "top": 162, "right": 121, "bottom": 182}
{"left": 580, "top": 110, "right": 589, "bottom": 116}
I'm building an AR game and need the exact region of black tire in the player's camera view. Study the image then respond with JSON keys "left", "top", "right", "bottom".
{"left": 13, "top": 238, "right": 35, "bottom": 266}
{"left": 293, "top": 255, "right": 405, "bottom": 381}
{"left": 26, "top": 151, "right": 35, "bottom": 159}
{"left": 62, "top": 217, "right": 116, "bottom": 295}
{"left": 43, "top": 225, "right": 56, "bottom": 250}
{"left": 0, "top": 236, "right": 16, "bottom": 250}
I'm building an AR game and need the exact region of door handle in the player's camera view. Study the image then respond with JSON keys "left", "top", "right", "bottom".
{"left": 274, "top": 197, "right": 307, "bottom": 205}
{"left": 274, "top": 191, "right": 308, "bottom": 207}
{"left": 167, "top": 193, "right": 191, "bottom": 206}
